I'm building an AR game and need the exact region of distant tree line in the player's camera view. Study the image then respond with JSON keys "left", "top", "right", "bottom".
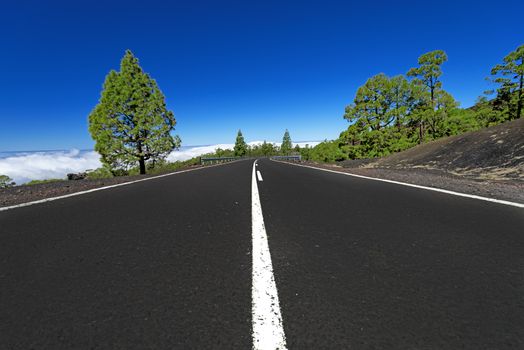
{"left": 203, "top": 129, "right": 301, "bottom": 158}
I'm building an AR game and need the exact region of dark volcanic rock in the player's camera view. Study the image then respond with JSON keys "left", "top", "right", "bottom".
{"left": 357, "top": 118, "right": 524, "bottom": 181}
{"left": 67, "top": 172, "right": 87, "bottom": 181}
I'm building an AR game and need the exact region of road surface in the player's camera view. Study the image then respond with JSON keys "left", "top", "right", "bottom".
{"left": 1, "top": 159, "right": 523, "bottom": 349}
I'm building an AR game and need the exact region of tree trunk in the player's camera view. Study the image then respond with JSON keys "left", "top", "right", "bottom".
{"left": 419, "top": 121, "right": 424, "bottom": 144}
{"left": 517, "top": 72, "right": 523, "bottom": 120}
{"left": 419, "top": 82, "right": 434, "bottom": 144}
{"left": 137, "top": 141, "right": 146, "bottom": 175}
{"left": 139, "top": 157, "right": 146, "bottom": 175}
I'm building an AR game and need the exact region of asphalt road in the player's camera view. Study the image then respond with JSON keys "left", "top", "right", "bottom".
{"left": 1, "top": 158, "right": 523, "bottom": 349}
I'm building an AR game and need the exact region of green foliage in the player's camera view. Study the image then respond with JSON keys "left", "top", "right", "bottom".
{"left": 215, "top": 148, "right": 235, "bottom": 157}
{"left": 86, "top": 166, "right": 114, "bottom": 180}
{"left": 147, "top": 157, "right": 201, "bottom": 175}
{"left": 333, "top": 48, "right": 518, "bottom": 164}
{"left": 281, "top": 129, "right": 292, "bottom": 155}
{"left": 102, "top": 155, "right": 202, "bottom": 177}
{"left": 309, "top": 141, "right": 347, "bottom": 163}
{"left": 88, "top": 50, "right": 181, "bottom": 175}
{"left": 243, "top": 141, "right": 280, "bottom": 157}
{"left": 471, "top": 96, "right": 507, "bottom": 127}
{"left": 489, "top": 44, "right": 524, "bottom": 120}
{"left": 260, "top": 141, "right": 278, "bottom": 156}
{"left": 234, "top": 129, "right": 247, "bottom": 156}
{"left": 342, "top": 72, "right": 426, "bottom": 157}
{"left": 407, "top": 50, "right": 448, "bottom": 99}
{"left": 344, "top": 74, "right": 422, "bottom": 132}
{"left": 299, "top": 144, "right": 312, "bottom": 160}
{"left": 24, "top": 179, "right": 63, "bottom": 185}
{"left": 0, "top": 175, "right": 15, "bottom": 188}
{"left": 440, "top": 107, "right": 480, "bottom": 136}
{"left": 423, "top": 90, "right": 459, "bottom": 139}
{"left": 407, "top": 50, "right": 448, "bottom": 142}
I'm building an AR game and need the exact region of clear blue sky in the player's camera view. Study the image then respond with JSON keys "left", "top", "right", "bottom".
{"left": 1, "top": 0, "right": 522, "bottom": 151}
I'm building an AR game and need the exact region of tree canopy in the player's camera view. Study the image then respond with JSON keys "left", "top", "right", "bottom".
{"left": 88, "top": 50, "right": 180, "bottom": 175}
{"left": 406, "top": 50, "right": 449, "bottom": 142}
{"left": 490, "top": 44, "right": 524, "bottom": 120}
{"left": 407, "top": 50, "right": 448, "bottom": 102}
{"left": 234, "top": 129, "right": 247, "bottom": 156}
{"left": 281, "top": 129, "right": 292, "bottom": 155}
{"left": 332, "top": 47, "right": 520, "bottom": 163}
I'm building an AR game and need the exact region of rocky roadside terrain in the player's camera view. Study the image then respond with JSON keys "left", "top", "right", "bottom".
{"left": 295, "top": 162, "right": 523, "bottom": 204}
{"left": 303, "top": 119, "right": 524, "bottom": 204}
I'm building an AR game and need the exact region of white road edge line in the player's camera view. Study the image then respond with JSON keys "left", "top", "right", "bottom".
{"left": 251, "top": 159, "right": 287, "bottom": 350}
{"left": 0, "top": 161, "right": 237, "bottom": 212}
{"left": 257, "top": 170, "right": 263, "bottom": 182}
{"left": 272, "top": 160, "right": 524, "bottom": 209}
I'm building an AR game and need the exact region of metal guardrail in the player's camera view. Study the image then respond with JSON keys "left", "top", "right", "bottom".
{"left": 200, "top": 156, "right": 240, "bottom": 165}
{"left": 201, "top": 155, "right": 301, "bottom": 165}
{"left": 270, "top": 155, "right": 302, "bottom": 161}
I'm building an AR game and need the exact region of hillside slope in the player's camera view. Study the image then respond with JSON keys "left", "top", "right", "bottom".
{"left": 347, "top": 118, "right": 524, "bottom": 182}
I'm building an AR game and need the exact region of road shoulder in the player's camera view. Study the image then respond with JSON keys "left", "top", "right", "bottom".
{"left": 0, "top": 161, "right": 240, "bottom": 209}
{"left": 276, "top": 161, "right": 524, "bottom": 205}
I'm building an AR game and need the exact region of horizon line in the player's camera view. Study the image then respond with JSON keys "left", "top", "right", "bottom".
{"left": 0, "top": 140, "right": 324, "bottom": 154}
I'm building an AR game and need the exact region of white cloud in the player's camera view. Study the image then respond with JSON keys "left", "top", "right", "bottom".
{"left": 0, "top": 141, "right": 321, "bottom": 185}
{"left": 166, "top": 144, "right": 235, "bottom": 162}
{"left": 291, "top": 141, "right": 321, "bottom": 148}
{"left": 167, "top": 141, "right": 321, "bottom": 162}
{"left": 0, "top": 150, "right": 102, "bottom": 185}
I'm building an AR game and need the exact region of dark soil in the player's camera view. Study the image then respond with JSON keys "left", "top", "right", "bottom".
{"left": 338, "top": 158, "right": 377, "bottom": 168}
{"left": 340, "top": 118, "right": 524, "bottom": 182}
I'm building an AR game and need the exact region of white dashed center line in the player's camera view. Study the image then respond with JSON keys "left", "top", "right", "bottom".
{"left": 257, "top": 170, "right": 263, "bottom": 182}
{"left": 251, "top": 159, "right": 287, "bottom": 349}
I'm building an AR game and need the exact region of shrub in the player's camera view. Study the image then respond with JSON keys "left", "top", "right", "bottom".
{"left": 310, "top": 141, "right": 347, "bottom": 163}
{"left": 86, "top": 166, "right": 114, "bottom": 179}
{"left": 24, "top": 179, "right": 63, "bottom": 185}
{"left": 0, "top": 175, "right": 16, "bottom": 188}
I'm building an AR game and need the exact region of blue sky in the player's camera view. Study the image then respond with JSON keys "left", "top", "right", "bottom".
{"left": 0, "top": 0, "right": 522, "bottom": 151}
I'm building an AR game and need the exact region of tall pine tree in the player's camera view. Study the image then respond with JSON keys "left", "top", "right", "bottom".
{"left": 490, "top": 44, "right": 524, "bottom": 120}
{"left": 407, "top": 50, "right": 448, "bottom": 143}
{"left": 234, "top": 130, "right": 247, "bottom": 157}
{"left": 89, "top": 50, "right": 180, "bottom": 174}
{"left": 281, "top": 129, "right": 292, "bottom": 155}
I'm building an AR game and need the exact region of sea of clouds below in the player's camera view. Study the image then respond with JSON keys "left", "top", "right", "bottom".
{"left": 0, "top": 141, "right": 320, "bottom": 185}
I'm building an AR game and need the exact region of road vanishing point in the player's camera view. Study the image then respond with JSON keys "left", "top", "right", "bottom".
{"left": 1, "top": 159, "right": 523, "bottom": 349}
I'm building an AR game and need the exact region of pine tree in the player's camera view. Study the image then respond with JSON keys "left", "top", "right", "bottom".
{"left": 490, "top": 44, "right": 524, "bottom": 120}
{"left": 88, "top": 50, "right": 180, "bottom": 175}
{"left": 407, "top": 50, "right": 448, "bottom": 143}
{"left": 234, "top": 130, "right": 247, "bottom": 157}
{"left": 281, "top": 129, "right": 292, "bottom": 155}
{"left": 261, "top": 141, "right": 276, "bottom": 156}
